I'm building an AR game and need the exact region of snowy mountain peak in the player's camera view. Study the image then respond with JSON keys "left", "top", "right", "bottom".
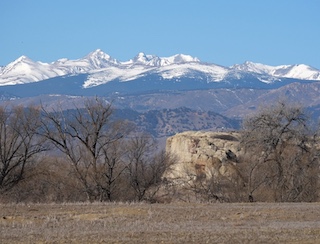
{"left": 231, "top": 61, "right": 320, "bottom": 81}
{"left": 0, "top": 55, "right": 36, "bottom": 76}
{"left": 130, "top": 53, "right": 200, "bottom": 67}
{"left": 135, "top": 52, "right": 147, "bottom": 59}
{"left": 11, "top": 55, "right": 35, "bottom": 66}
{"left": 277, "top": 64, "right": 320, "bottom": 80}
{"left": 170, "top": 54, "right": 200, "bottom": 64}
{"left": 0, "top": 50, "right": 319, "bottom": 88}
{"left": 232, "top": 61, "right": 274, "bottom": 74}
{"left": 131, "top": 52, "right": 162, "bottom": 66}
{"left": 85, "top": 49, "right": 118, "bottom": 68}
{"left": 16, "top": 55, "right": 30, "bottom": 62}
{"left": 86, "top": 49, "right": 110, "bottom": 60}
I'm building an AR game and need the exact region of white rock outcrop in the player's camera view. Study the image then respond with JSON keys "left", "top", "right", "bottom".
{"left": 165, "top": 131, "right": 243, "bottom": 183}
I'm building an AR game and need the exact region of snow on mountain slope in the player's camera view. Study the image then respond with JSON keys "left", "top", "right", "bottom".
{"left": 157, "top": 63, "right": 227, "bottom": 81}
{"left": 0, "top": 49, "right": 120, "bottom": 85}
{"left": 83, "top": 49, "right": 119, "bottom": 68}
{"left": 274, "top": 64, "right": 320, "bottom": 80}
{"left": 232, "top": 61, "right": 320, "bottom": 81}
{"left": 0, "top": 56, "right": 66, "bottom": 85}
{"left": 0, "top": 50, "right": 204, "bottom": 86}
{"left": 0, "top": 49, "right": 320, "bottom": 88}
{"left": 83, "top": 62, "right": 228, "bottom": 88}
{"left": 84, "top": 65, "right": 154, "bottom": 88}
{"left": 232, "top": 61, "right": 278, "bottom": 74}
{"left": 51, "top": 49, "right": 118, "bottom": 74}
{"left": 123, "top": 52, "right": 200, "bottom": 67}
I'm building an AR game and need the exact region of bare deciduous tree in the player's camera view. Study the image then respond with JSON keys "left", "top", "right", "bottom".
{"left": 0, "top": 105, "right": 47, "bottom": 193}
{"left": 125, "top": 134, "right": 173, "bottom": 202}
{"left": 99, "top": 139, "right": 129, "bottom": 201}
{"left": 41, "top": 98, "right": 132, "bottom": 201}
{"left": 241, "top": 101, "right": 319, "bottom": 202}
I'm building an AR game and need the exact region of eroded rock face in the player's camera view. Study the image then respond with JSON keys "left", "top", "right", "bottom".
{"left": 165, "top": 131, "right": 243, "bottom": 183}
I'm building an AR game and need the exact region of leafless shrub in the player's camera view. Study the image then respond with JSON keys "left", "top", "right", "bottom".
{"left": 0, "top": 156, "right": 87, "bottom": 203}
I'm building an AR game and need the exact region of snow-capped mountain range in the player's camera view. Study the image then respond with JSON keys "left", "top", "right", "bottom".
{"left": 1, "top": 49, "right": 319, "bottom": 89}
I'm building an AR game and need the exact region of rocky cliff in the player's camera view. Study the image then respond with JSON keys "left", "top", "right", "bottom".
{"left": 165, "top": 131, "right": 244, "bottom": 184}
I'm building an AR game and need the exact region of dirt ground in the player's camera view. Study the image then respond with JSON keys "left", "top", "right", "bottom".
{"left": 1, "top": 202, "right": 320, "bottom": 243}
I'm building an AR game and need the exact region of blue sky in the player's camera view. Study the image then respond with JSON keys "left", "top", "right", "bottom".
{"left": 1, "top": 0, "right": 319, "bottom": 68}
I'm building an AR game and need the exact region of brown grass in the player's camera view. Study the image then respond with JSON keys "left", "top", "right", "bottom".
{"left": 1, "top": 202, "right": 320, "bottom": 243}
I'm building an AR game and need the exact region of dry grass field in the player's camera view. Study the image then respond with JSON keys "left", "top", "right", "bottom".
{"left": 1, "top": 202, "right": 320, "bottom": 243}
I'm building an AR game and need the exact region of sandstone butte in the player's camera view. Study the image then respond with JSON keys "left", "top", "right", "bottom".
{"left": 164, "top": 131, "right": 245, "bottom": 185}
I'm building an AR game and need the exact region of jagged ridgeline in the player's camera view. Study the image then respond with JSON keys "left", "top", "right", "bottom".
{"left": 0, "top": 49, "right": 320, "bottom": 97}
